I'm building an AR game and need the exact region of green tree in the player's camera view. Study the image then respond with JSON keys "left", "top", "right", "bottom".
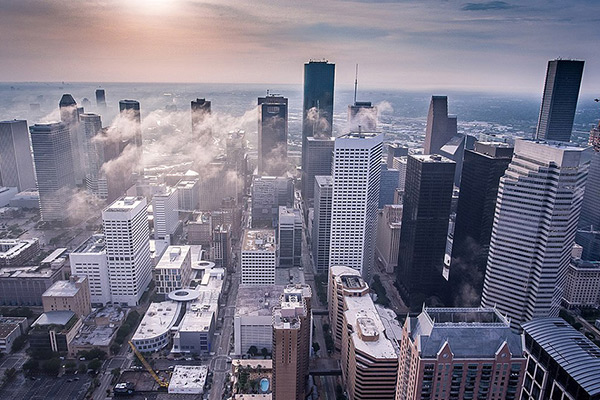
{"left": 260, "top": 347, "right": 269, "bottom": 359}
{"left": 3, "top": 367, "right": 16, "bottom": 384}
{"left": 22, "top": 358, "right": 39, "bottom": 374}
{"left": 41, "top": 358, "right": 61, "bottom": 375}
{"left": 88, "top": 359, "right": 102, "bottom": 373}
{"left": 111, "top": 368, "right": 121, "bottom": 379}
{"left": 312, "top": 342, "right": 320, "bottom": 355}
{"left": 11, "top": 335, "right": 27, "bottom": 352}
{"left": 64, "top": 361, "right": 77, "bottom": 373}
{"left": 110, "top": 343, "right": 121, "bottom": 355}
{"left": 247, "top": 346, "right": 258, "bottom": 357}
{"left": 78, "top": 363, "right": 87, "bottom": 374}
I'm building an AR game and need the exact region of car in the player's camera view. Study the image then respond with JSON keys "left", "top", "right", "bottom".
{"left": 67, "top": 379, "right": 73, "bottom": 382}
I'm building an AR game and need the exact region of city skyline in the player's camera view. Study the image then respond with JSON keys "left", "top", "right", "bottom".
{"left": 1, "top": 1, "right": 599, "bottom": 94}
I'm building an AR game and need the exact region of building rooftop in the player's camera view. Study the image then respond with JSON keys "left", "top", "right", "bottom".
{"left": 412, "top": 154, "right": 455, "bottom": 164}
{"left": 522, "top": 318, "right": 600, "bottom": 396}
{"left": 169, "top": 365, "right": 208, "bottom": 393}
{"left": 315, "top": 175, "right": 333, "bottom": 187}
{"left": 42, "top": 276, "right": 86, "bottom": 298}
{"left": 176, "top": 180, "right": 198, "bottom": 189}
{"left": 0, "top": 239, "right": 39, "bottom": 259}
{"left": 71, "top": 323, "right": 116, "bottom": 347}
{"left": 570, "top": 259, "right": 600, "bottom": 270}
{"left": 409, "top": 307, "right": 523, "bottom": 359}
{"left": 0, "top": 260, "right": 64, "bottom": 279}
{"left": 72, "top": 234, "right": 105, "bottom": 254}
{"left": 344, "top": 295, "right": 397, "bottom": 359}
{"left": 104, "top": 196, "right": 145, "bottom": 213}
{"left": 0, "top": 321, "right": 21, "bottom": 339}
{"left": 331, "top": 265, "right": 368, "bottom": 293}
{"left": 178, "top": 291, "right": 219, "bottom": 333}
{"left": 33, "top": 310, "right": 76, "bottom": 327}
{"left": 156, "top": 246, "right": 191, "bottom": 270}
{"left": 236, "top": 286, "right": 285, "bottom": 317}
{"left": 133, "top": 301, "right": 182, "bottom": 341}
{"left": 242, "top": 230, "right": 276, "bottom": 252}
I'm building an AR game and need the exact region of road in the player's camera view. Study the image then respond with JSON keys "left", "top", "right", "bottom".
{"left": 373, "top": 257, "right": 409, "bottom": 315}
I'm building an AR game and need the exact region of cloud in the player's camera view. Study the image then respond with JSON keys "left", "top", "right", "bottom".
{"left": 461, "top": 1, "right": 517, "bottom": 11}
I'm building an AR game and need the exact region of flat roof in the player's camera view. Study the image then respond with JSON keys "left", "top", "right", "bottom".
{"left": 0, "top": 239, "right": 38, "bottom": 258}
{"left": 315, "top": 175, "right": 333, "bottom": 186}
{"left": 156, "top": 246, "right": 191, "bottom": 270}
{"left": 42, "top": 277, "right": 86, "bottom": 298}
{"left": 0, "top": 262, "right": 63, "bottom": 279}
{"left": 242, "top": 230, "right": 276, "bottom": 252}
{"left": 33, "top": 311, "right": 76, "bottom": 327}
{"left": 72, "top": 235, "right": 105, "bottom": 254}
{"left": 236, "top": 286, "right": 285, "bottom": 317}
{"left": 0, "top": 322, "right": 20, "bottom": 339}
{"left": 522, "top": 318, "right": 600, "bottom": 396}
{"left": 169, "top": 365, "right": 207, "bottom": 393}
{"left": 412, "top": 154, "right": 455, "bottom": 164}
{"left": 71, "top": 323, "right": 116, "bottom": 347}
{"left": 178, "top": 291, "right": 219, "bottom": 333}
{"left": 104, "top": 196, "right": 145, "bottom": 212}
{"left": 133, "top": 301, "right": 181, "bottom": 340}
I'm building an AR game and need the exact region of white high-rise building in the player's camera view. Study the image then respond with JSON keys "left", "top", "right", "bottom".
{"left": 329, "top": 132, "right": 383, "bottom": 279}
{"left": 152, "top": 186, "right": 179, "bottom": 242}
{"left": 481, "top": 139, "right": 592, "bottom": 329}
{"left": 240, "top": 229, "right": 276, "bottom": 285}
{"left": 70, "top": 234, "right": 111, "bottom": 306}
{"left": 0, "top": 120, "right": 37, "bottom": 191}
{"left": 103, "top": 196, "right": 152, "bottom": 306}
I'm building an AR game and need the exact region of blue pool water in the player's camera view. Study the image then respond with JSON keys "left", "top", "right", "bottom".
{"left": 260, "top": 378, "right": 269, "bottom": 392}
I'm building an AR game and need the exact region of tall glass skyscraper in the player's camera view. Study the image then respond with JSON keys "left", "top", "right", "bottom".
{"left": 535, "top": 59, "right": 584, "bottom": 142}
{"left": 258, "top": 95, "right": 288, "bottom": 176}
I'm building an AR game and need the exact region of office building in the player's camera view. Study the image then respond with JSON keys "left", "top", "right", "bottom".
{"left": 278, "top": 206, "right": 302, "bottom": 267}
{"left": 59, "top": 94, "right": 84, "bottom": 183}
{"left": 0, "top": 238, "right": 40, "bottom": 266}
{"left": 30, "top": 122, "right": 76, "bottom": 222}
{"left": 191, "top": 98, "right": 211, "bottom": 136}
{"left": 258, "top": 95, "right": 288, "bottom": 176}
{"left": 212, "top": 224, "right": 232, "bottom": 269}
{"left": 481, "top": 140, "right": 591, "bottom": 329}
{"left": 438, "top": 134, "right": 477, "bottom": 187}
{"left": 240, "top": 229, "right": 277, "bottom": 285}
{"left": 79, "top": 113, "right": 104, "bottom": 196}
{"left": 328, "top": 266, "right": 370, "bottom": 351}
{"left": 234, "top": 285, "right": 284, "bottom": 355}
{"left": 132, "top": 300, "right": 181, "bottom": 352}
{"left": 562, "top": 259, "right": 600, "bottom": 309}
{"left": 376, "top": 205, "right": 402, "bottom": 274}
{"left": 449, "top": 142, "right": 513, "bottom": 306}
{"left": 392, "top": 155, "right": 408, "bottom": 202}
{"left": 0, "top": 120, "right": 36, "bottom": 191}
{"left": 348, "top": 101, "right": 377, "bottom": 132}
{"left": 312, "top": 175, "right": 333, "bottom": 274}
{"left": 535, "top": 59, "right": 585, "bottom": 142}
{"left": 576, "top": 230, "right": 600, "bottom": 262}
{"left": 95, "top": 89, "right": 106, "bottom": 110}
{"left": 152, "top": 186, "right": 179, "bottom": 241}
{"left": 302, "top": 60, "right": 335, "bottom": 196}
{"left": 577, "top": 121, "right": 600, "bottom": 259}
{"left": 188, "top": 212, "right": 212, "bottom": 246}
{"left": 70, "top": 234, "right": 111, "bottom": 306}
{"left": 251, "top": 176, "right": 294, "bottom": 228}
{"left": 176, "top": 179, "right": 199, "bottom": 211}
{"left": 29, "top": 311, "right": 82, "bottom": 354}
{"left": 0, "top": 317, "right": 28, "bottom": 353}
{"left": 386, "top": 144, "right": 408, "bottom": 168}
{"left": 42, "top": 275, "right": 91, "bottom": 317}
{"left": 103, "top": 196, "right": 152, "bottom": 306}
{"left": 329, "top": 132, "right": 383, "bottom": 279}
{"left": 154, "top": 246, "right": 192, "bottom": 296}
{"left": 118, "top": 99, "right": 143, "bottom": 174}
{"left": 396, "top": 308, "right": 525, "bottom": 400}
{"left": 272, "top": 285, "right": 312, "bottom": 400}
{"left": 379, "top": 163, "right": 400, "bottom": 208}
{"left": 423, "top": 96, "right": 457, "bottom": 155}
{"left": 521, "top": 318, "right": 600, "bottom": 400}
{"left": 301, "top": 136, "right": 335, "bottom": 202}
{"left": 397, "top": 154, "right": 455, "bottom": 308}
{"left": 341, "top": 290, "right": 398, "bottom": 400}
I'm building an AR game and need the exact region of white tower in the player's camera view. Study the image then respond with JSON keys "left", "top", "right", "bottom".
{"left": 152, "top": 186, "right": 179, "bottom": 242}
{"left": 329, "top": 132, "right": 383, "bottom": 279}
{"left": 481, "top": 139, "right": 591, "bottom": 329}
{"left": 103, "top": 196, "right": 152, "bottom": 306}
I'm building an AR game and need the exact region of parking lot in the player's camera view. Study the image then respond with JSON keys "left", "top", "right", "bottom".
{"left": 0, "top": 373, "right": 92, "bottom": 400}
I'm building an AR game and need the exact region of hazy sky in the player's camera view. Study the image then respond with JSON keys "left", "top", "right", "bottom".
{"left": 1, "top": 0, "right": 599, "bottom": 94}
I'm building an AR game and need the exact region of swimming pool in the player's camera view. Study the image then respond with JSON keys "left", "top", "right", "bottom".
{"left": 259, "top": 378, "right": 269, "bottom": 392}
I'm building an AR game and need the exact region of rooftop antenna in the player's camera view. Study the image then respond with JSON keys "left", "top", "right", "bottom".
{"left": 353, "top": 64, "right": 359, "bottom": 105}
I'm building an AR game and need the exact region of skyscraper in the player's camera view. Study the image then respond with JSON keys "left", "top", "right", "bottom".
{"left": 118, "top": 99, "right": 143, "bottom": 175}
{"left": 59, "top": 94, "right": 84, "bottom": 183}
{"left": 578, "top": 120, "right": 600, "bottom": 231}
{"left": 30, "top": 122, "right": 76, "bottom": 222}
{"left": 277, "top": 206, "right": 302, "bottom": 267}
{"left": 301, "top": 136, "right": 334, "bottom": 202}
{"left": 79, "top": 113, "right": 104, "bottom": 196}
{"left": 272, "top": 285, "right": 312, "bottom": 400}
{"left": 423, "top": 96, "right": 457, "bottom": 155}
{"left": 312, "top": 175, "right": 333, "bottom": 274}
{"left": 302, "top": 60, "right": 335, "bottom": 199}
{"left": 0, "top": 120, "right": 37, "bottom": 191}
{"left": 348, "top": 101, "right": 377, "bottom": 132}
{"left": 329, "top": 132, "right": 382, "bottom": 279}
{"left": 95, "top": 89, "right": 106, "bottom": 110}
{"left": 250, "top": 176, "right": 294, "bottom": 228}
{"left": 535, "top": 59, "right": 585, "bottom": 142}
{"left": 450, "top": 142, "right": 513, "bottom": 306}
{"left": 481, "top": 139, "right": 591, "bottom": 329}
{"left": 378, "top": 163, "right": 400, "bottom": 208}
{"left": 396, "top": 154, "right": 455, "bottom": 308}
{"left": 258, "top": 95, "right": 288, "bottom": 176}
{"left": 191, "top": 98, "right": 211, "bottom": 136}
{"left": 152, "top": 186, "right": 179, "bottom": 241}
{"left": 103, "top": 196, "right": 152, "bottom": 306}
{"left": 240, "top": 229, "right": 276, "bottom": 285}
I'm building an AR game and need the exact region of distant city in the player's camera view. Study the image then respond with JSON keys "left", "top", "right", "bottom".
{"left": 0, "top": 57, "right": 599, "bottom": 400}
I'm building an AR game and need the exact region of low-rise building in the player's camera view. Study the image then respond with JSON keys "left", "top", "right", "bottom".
{"left": 42, "top": 275, "right": 91, "bottom": 317}
{"left": 171, "top": 289, "right": 219, "bottom": 355}
{"left": 29, "top": 310, "right": 82, "bottom": 354}
{"left": 168, "top": 365, "right": 208, "bottom": 394}
{"left": 0, "top": 238, "right": 40, "bottom": 266}
{"left": 234, "top": 285, "right": 284, "bottom": 355}
{"left": 154, "top": 246, "right": 192, "bottom": 296}
{"left": 131, "top": 301, "right": 182, "bottom": 353}
{"left": 0, "top": 316, "right": 28, "bottom": 353}
{"left": 188, "top": 212, "right": 212, "bottom": 246}
{"left": 69, "top": 305, "right": 125, "bottom": 357}
{"left": 397, "top": 307, "right": 525, "bottom": 400}
{"left": 562, "top": 259, "right": 600, "bottom": 309}
{"left": 522, "top": 318, "right": 600, "bottom": 400}
{"left": 241, "top": 229, "right": 277, "bottom": 286}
